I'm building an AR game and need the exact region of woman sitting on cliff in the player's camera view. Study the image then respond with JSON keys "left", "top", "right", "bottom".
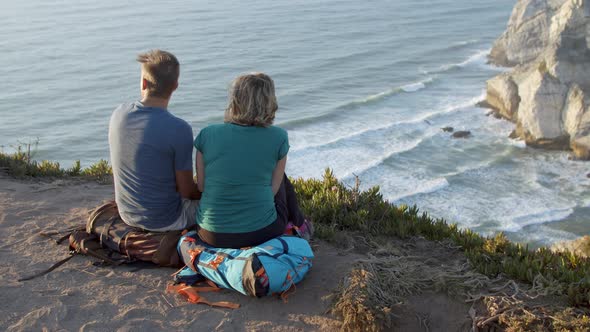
{"left": 194, "top": 72, "right": 312, "bottom": 248}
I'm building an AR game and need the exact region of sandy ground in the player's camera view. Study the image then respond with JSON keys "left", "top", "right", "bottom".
{"left": 0, "top": 176, "right": 477, "bottom": 331}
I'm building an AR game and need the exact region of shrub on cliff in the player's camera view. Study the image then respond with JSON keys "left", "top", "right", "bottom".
{"left": 0, "top": 144, "right": 111, "bottom": 181}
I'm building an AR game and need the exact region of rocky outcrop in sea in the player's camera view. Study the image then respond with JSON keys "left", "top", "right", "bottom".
{"left": 485, "top": 0, "right": 590, "bottom": 159}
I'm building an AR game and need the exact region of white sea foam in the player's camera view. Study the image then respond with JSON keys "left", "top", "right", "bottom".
{"left": 339, "top": 137, "right": 429, "bottom": 180}
{"left": 288, "top": 133, "right": 430, "bottom": 180}
{"left": 499, "top": 206, "right": 575, "bottom": 232}
{"left": 508, "top": 138, "right": 527, "bottom": 148}
{"left": 291, "top": 91, "right": 484, "bottom": 156}
{"left": 386, "top": 177, "right": 450, "bottom": 202}
{"left": 339, "top": 77, "right": 435, "bottom": 108}
{"left": 278, "top": 76, "right": 436, "bottom": 132}
{"left": 290, "top": 122, "right": 393, "bottom": 153}
{"left": 401, "top": 81, "right": 426, "bottom": 92}
{"left": 518, "top": 225, "right": 580, "bottom": 246}
{"left": 372, "top": 135, "right": 589, "bottom": 244}
{"left": 456, "top": 49, "right": 489, "bottom": 67}
{"left": 451, "top": 39, "right": 480, "bottom": 47}
{"left": 426, "top": 49, "right": 491, "bottom": 74}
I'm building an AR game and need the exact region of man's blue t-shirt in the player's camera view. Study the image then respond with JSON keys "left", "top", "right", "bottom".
{"left": 108, "top": 102, "right": 193, "bottom": 230}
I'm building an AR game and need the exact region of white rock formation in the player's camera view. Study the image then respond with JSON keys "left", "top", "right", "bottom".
{"left": 517, "top": 69, "right": 568, "bottom": 140}
{"left": 490, "top": 0, "right": 568, "bottom": 66}
{"left": 562, "top": 84, "right": 586, "bottom": 137}
{"left": 485, "top": 0, "right": 590, "bottom": 159}
{"left": 485, "top": 73, "right": 520, "bottom": 120}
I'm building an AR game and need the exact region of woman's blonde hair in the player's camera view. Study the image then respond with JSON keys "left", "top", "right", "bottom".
{"left": 225, "top": 72, "right": 278, "bottom": 127}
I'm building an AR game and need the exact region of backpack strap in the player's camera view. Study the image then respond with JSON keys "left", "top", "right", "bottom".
{"left": 166, "top": 282, "right": 240, "bottom": 309}
{"left": 39, "top": 226, "right": 85, "bottom": 244}
{"left": 17, "top": 253, "right": 76, "bottom": 282}
{"left": 99, "top": 215, "right": 118, "bottom": 248}
{"left": 77, "top": 237, "right": 132, "bottom": 266}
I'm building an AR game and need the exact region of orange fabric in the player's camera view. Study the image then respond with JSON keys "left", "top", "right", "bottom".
{"left": 280, "top": 283, "right": 297, "bottom": 303}
{"left": 281, "top": 270, "right": 293, "bottom": 287}
{"left": 279, "top": 271, "right": 296, "bottom": 303}
{"left": 192, "top": 286, "right": 221, "bottom": 293}
{"left": 255, "top": 267, "right": 266, "bottom": 277}
{"left": 188, "top": 248, "right": 202, "bottom": 259}
{"left": 166, "top": 283, "right": 188, "bottom": 293}
{"left": 209, "top": 254, "right": 225, "bottom": 270}
{"left": 183, "top": 236, "right": 197, "bottom": 242}
{"left": 186, "top": 248, "right": 203, "bottom": 272}
{"left": 167, "top": 283, "right": 240, "bottom": 309}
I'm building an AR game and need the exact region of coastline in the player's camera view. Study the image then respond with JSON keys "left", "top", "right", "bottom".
{"left": 2, "top": 1, "right": 588, "bottom": 329}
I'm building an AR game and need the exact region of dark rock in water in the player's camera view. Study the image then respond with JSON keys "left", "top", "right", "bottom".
{"left": 476, "top": 100, "right": 493, "bottom": 109}
{"left": 452, "top": 131, "right": 471, "bottom": 139}
{"left": 587, "top": 173, "right": 590, "bottom": 178}
{"left": 486, "top": 110, "right": 502, "bottom": 119}
{"left": 527, "top": 136, "right": 571, "bottom": 151}
{"left": 441, "top": 127, "right": 454, "bottom": 133}
{"left": 509, "top": 130, "right": 520, "bottom": 139}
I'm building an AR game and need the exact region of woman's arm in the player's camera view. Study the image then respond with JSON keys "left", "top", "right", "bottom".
{"left": 271, "top": 156, "right": 287, "bottom": 195}
{"left": 196, "top": 151, "right": 205, "bottom": 193}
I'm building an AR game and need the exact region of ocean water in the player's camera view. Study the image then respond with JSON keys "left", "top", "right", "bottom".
{"left": 1, "top": 0, "right": 588, "bottom": 246}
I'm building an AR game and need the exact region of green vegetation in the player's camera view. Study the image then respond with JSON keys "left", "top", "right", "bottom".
{"left": 291, "top": 169, "right": 590, "bottom": 308}
{"left": 0, "top": 142, "right": 112, "bottom": 182}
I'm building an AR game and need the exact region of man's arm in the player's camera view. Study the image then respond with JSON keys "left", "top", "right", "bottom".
{"left": 176, "top": 170, "right": 201, "bottom": 200}
{"left": 174, "top": 122, "right": 200, "bottom": 200}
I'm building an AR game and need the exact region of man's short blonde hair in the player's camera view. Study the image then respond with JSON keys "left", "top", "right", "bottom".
{"left": 136, "top": 49, "right": 179, "bottom": 98}
{"left": 224, "top": 73, "right": 278, "bottom": 127}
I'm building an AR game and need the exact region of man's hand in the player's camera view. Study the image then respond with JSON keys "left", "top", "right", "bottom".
{"left": 176, "top": 170, "right": 201, "bottom": 200}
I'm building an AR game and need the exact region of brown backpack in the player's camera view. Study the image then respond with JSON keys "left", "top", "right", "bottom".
{"left": 19, "top": 201, "right": 185, "bottom": 282}
{"left": 82, "top": 200, "right": 183, "bottom": 267}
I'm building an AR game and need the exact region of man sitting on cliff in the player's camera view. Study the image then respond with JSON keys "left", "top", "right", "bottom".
{"left": 108, "top": 49, "right": 200, "bottom": 232}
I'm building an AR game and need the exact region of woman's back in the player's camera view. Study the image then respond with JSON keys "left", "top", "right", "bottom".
{"left": 194, "top": 123, "right": 289, "bottom": 234}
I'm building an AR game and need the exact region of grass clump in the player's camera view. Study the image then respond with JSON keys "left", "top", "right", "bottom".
{"left": 333, "top": 247, "right": 492, "bottom": 331}
{"left": 0, "top": 142, "right": 112, "bottom": 181}
{"left": 333, "top": 268, "right": 394, "bottom": 332}
{"left": 553, "top": 236, "right": 590, "bottom": 258}
{"left": 291, "top": 169, "right": 590, "bottom": 308}
{"left": 474, "top": 294, "right": 590, "bottom": 331}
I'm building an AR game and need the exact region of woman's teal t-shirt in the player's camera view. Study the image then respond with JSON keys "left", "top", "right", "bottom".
{"left": 194, "top": 123, "right": 289, "bottom": 233}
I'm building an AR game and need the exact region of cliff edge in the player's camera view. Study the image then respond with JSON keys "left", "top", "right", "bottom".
{"left": 485, "top": 0, "right": 590, "bottom": 159}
